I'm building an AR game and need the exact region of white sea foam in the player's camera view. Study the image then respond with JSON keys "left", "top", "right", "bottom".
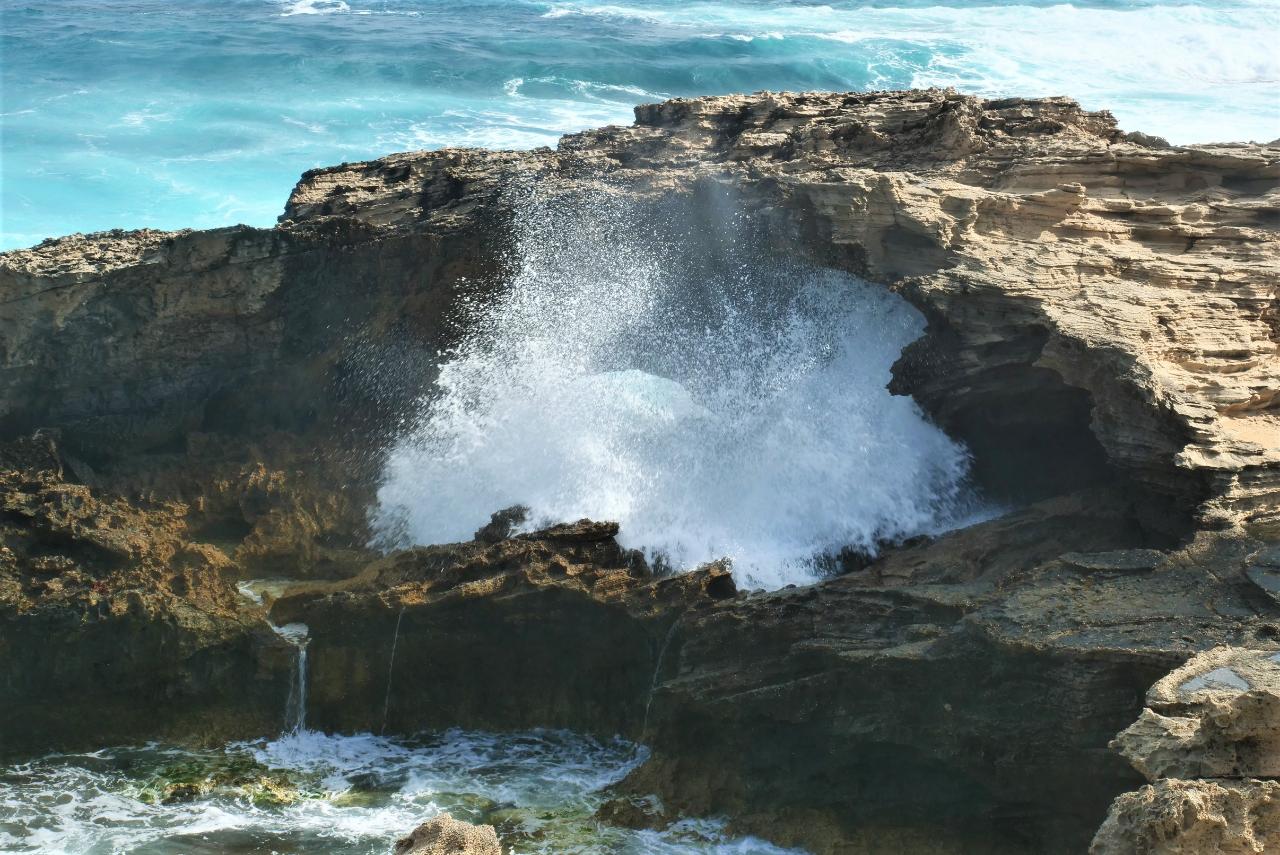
{"left": 380, "top": 97, "right": 637, "bottom": 152}
{"left": 372, "top": 189, "right": 978, "bottom": 589}
{"left": 0, "top": 731, "right": 802, "bottom": 853}
{"left": 280, "top": 0, "right": 349, "bottom": 16}
{"left": 540, "top": 3, "right": 667, "bottom": 23}
{"left": 507, "top": 75, "right": 665, "bottom": 103}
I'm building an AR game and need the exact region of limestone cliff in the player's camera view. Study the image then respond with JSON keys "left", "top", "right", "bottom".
{"left": 1, "top": 90, "right": 1278, "bottom": 852}
{"left": 4, "top": 90, "right": 1277, "bottom": 533}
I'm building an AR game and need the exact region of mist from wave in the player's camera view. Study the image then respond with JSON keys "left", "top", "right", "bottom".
{"left": 371, "top": 188, "right": 980, "bottom": 589}
{"left": 2, "top": 0, "right": 1277, "bottom": 249}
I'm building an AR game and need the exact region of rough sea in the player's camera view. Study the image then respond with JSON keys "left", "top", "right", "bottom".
{"left": 2, "top": 0, "right": 1277, "bottom": 249}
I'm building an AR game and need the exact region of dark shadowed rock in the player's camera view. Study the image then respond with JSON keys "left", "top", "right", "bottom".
{"left": 473, "top": 506, "right": 528, "bottom": 543}
{"left": 270, "top": 521, "right": 735, "bottom": 737}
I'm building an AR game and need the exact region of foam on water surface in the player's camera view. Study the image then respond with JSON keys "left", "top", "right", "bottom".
{"left": 3, "top": 0, "right": 1277, "bottom": 248}
{"left": 0, "top": 730, "right": 802, "bottom": 854}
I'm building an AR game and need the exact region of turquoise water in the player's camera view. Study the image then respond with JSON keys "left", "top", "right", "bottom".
{"left": 2, "top": 0, "right": 1277, "bottom": 249}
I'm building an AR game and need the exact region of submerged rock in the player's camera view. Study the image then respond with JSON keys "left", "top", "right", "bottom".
{"left": 136, "top": 753, "right": 301, "bottom": 807}
{"left": 394, "top": 815, "right": 503, "bottom": 855}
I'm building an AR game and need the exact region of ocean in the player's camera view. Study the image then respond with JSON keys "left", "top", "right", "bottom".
{"left": 2, "top": 0, "right": 1277, "bottom": 250}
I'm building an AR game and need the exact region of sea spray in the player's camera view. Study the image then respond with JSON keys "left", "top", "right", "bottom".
{"left": 373, "top": 187, "right": 979, "bottom": 589}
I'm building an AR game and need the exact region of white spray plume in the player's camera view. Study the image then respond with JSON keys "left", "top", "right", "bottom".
{"left": 373, "top": 186, "right": 977, "bottom": 589}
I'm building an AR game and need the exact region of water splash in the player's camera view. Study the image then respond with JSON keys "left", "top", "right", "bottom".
{"left": 273, "top": 622, "right": 311, "bottom": 734}
{"left": 641, "top": 617, "right": 683, "bottom": 741}
{"left": 373, "top": 188, "right": 980, "bottom": 589}
{"left": 237, "top": 580, "right": 313, "bottom": 736}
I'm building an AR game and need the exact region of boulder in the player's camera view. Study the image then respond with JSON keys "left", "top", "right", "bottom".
{"left": 1094, "top": 646, "right": 1280, "bottom": 852}
{"left": 1111, "top": 646, "right": 1280, "bottom": 780}
{"left": 1091, "top": 779, "right": 1280, "bottom": 854}
{"left": 393, "top": 815, "right": 502, "bottom": 855}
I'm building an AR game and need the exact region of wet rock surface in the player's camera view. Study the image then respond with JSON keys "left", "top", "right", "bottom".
{"left": 270, "top": 520, "right": 736, "bottom": 737}
{"left": 1, "top": 90, "right": 1278, "bottom": 852}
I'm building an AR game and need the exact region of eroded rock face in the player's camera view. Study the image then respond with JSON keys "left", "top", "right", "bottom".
{"left": 1092, "top": 647, "right": 1280, "bottom": 853}
{"left": 270, "top": 520, "right": 736, "bottom": 736}
{"left": 0, "top": 435, "right": 294, "bottom": 755}
{"left": 3, "top": 90, "right": 1277, "bottom": 535}
{"left": 613, "top": 512, "right": 1280, "bottom": 854}
{"left": 280, "top": 90, "right": 1280, "bottom": 533}
{"left": 1111, "top": 647, "right": 1280, "bottom": 781}
{"left": 1092, "top": 779, "right": 1280, "bottom": 855}
{"left": 394, "top": 815, "right": 503, "bottom": 855}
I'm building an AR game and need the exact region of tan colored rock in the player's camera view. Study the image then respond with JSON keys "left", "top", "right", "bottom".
{"left": 393, "top": 815, "right": 502, "bottom": 855}
{"left": 1091, "top": 778, "right": 1280, "bottom": 854}
{"left": 1112, "top": 646, "right": 1280, "bottom": 780}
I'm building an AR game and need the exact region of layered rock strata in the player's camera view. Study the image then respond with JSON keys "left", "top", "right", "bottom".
{"left": 4, "top": 90, "right": 1277, "bottom": 531}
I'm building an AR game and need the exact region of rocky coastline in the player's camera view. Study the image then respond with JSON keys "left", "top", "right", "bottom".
{"left": 2, "top": 89, "right": 1277, "bottom": 853}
